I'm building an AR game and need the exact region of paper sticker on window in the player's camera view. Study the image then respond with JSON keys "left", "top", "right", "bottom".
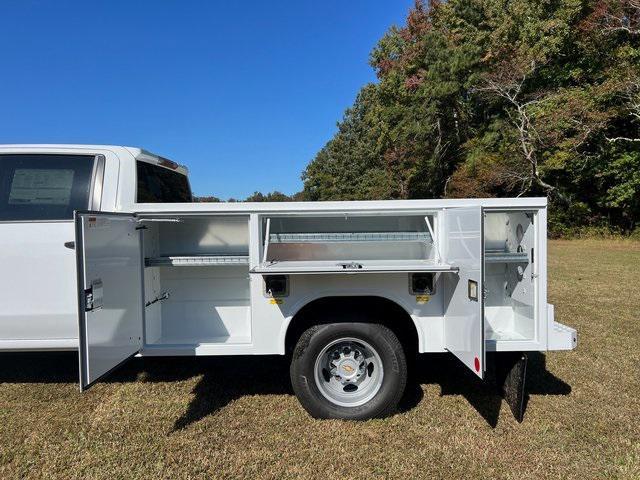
{"left": 8, "top": 169, "right": 75, "bottom": 206}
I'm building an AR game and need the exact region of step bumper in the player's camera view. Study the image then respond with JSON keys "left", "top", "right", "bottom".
{"left": 547, "top": 303, "right": 578, "bottom": 350}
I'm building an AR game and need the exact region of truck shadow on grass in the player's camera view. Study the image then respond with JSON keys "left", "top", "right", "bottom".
{"left": 0, "top": 351, "right": 570, "bottom": 429}
{"left": 403, "top": 353, "right": 572, "bottom": 427}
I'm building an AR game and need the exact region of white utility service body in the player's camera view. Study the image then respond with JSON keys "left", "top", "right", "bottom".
{"left": 0, "top": 145, "right": 576, "bottom": 417}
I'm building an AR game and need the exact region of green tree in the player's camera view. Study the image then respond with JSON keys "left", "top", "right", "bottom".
{"left": 302, "top": 0, "right": 640, "bottom": 232}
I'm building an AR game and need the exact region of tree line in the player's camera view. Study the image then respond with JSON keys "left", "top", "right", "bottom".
{"left": 201, "top": 0, "right": 640, "bottom": 236}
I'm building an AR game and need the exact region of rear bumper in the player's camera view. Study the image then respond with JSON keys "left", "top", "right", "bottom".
{"left": 547, "top": 304, "right": 578, "bottom": 350}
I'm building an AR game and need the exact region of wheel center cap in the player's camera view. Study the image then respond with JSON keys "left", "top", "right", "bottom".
{"left": 338, "top": 359, "right": 358, "bottom": 379}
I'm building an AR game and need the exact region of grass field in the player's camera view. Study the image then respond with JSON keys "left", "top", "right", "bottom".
{"left": 0, "top": 239, "right": 639, "bottom": 479}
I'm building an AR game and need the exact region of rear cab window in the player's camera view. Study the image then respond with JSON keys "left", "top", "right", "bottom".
{"left": 136, "top": 161, "right": 192, "bottom": 203}
{"left": 0, "top": 154, "right": 95, "bottom": 221}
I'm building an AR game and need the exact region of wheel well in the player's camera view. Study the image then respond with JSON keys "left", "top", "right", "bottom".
{"left": 285, "top": 296, "right": 419, "bottom": 358}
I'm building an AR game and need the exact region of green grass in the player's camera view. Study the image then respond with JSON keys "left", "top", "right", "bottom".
{"left": 1, "top": 239, "right": 639, "bottom": 479}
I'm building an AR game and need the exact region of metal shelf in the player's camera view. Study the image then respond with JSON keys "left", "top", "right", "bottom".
{"left": 485, "top": 251, "right": 529, "bottom": 264}
{"left": 268, "top": 231, "right": 432, "bottom": 244}
{"left": 145, "top": 255, "right": 249, "bottom": 267}
{"left": 251, "top": 259, "right": 457, "bottom": 275}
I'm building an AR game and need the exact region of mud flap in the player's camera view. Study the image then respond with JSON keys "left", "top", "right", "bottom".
{"left": 487, "top": 352, "right": 528, "bottom": 423}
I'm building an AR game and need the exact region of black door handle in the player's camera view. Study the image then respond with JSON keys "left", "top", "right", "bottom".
{"left": 64, "top": 241, "right": 75, "bottom": 250}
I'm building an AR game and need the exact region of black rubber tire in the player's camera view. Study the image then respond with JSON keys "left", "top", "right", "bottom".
{"left": 290, "top": 322, "right": 407, "bottom": 420}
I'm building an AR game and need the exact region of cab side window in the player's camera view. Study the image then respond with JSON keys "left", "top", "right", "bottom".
{"left": 0, "top": 154, "right": 95, "bottom": 221}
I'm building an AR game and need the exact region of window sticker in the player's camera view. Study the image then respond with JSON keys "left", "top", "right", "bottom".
{"left": 8, "top": 169, "right": 75, "bottom": 206}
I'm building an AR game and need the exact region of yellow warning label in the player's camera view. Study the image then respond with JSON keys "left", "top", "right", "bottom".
{"left": 269, "top": 298, "right": 283, "bottom": 305}
{"left": 416, "top": 295, "right": 431, "bottom": 304}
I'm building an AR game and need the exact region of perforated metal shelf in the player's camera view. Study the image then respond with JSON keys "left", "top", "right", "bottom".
{"left": 484, "top": 251, "right": 529, "bottom": 263}
{"left": 145, "top": 255, "right": 249, "bottom": 267}
{"left": 268, "top": 231, "right": 432, "bottom": 244}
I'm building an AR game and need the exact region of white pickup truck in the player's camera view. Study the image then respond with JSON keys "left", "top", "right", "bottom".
{"left": 0, "top": 144, "right": 577, "bottom": 420}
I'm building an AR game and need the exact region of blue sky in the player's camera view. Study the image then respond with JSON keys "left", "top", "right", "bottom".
{"left": 0, "top": 1, "right": 413, "bottom": 199}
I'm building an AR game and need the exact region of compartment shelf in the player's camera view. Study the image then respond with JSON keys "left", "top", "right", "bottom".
{"left": 251, "top": 259, "right": 457, "bottom": 275}
{"left": 269, "top": 231, "right": 432, "bottom": 244}
{"left": 485, "top": 329, "right": 530, "bottom": 341}
{"left": 485, "top": 251, "right": 529, "bottom": 264}
{"left": 145, "top": 255, "right": 249, "bottom": 267}
{"left": 145, "top": 334, "right": 252, "bottom": 346}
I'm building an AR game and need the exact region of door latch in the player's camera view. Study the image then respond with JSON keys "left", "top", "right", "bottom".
{"left": 84, "top": 279, "right": 103, "bottom": 312}
{"left": 468, "top": 280, "right": 479, "bottom": 301}
{"left": 145, "top": 291, "right": 170, "bottom": 307}
{"left": 339, "top": 262, "right": 363, "bottom": 270}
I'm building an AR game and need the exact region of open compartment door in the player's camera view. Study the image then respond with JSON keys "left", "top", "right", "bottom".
{"left": 75, "top": 212, "right": 144, "bottom": 391}
{"left": 443, "top": 206, "right": 485, "bottom": 379}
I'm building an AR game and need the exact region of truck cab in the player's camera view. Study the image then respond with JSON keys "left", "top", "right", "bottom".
{"left": 0, "top": 145, "right": 191, "bottom": 350}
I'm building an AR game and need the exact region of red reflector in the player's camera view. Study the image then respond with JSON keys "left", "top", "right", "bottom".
{"left": 474, "top": 357, "right": 480, "bottom": 372}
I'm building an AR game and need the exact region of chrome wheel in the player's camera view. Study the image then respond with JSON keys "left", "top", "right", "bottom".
{"left": 313, "top": 337, "right": 384, "bottom": 407}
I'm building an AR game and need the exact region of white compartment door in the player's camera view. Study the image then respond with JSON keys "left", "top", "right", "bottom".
{"left": 75, "top": 212, "right": 143, "bottom": 391}
{"left": 443, "top": 206, "right": 485, "bottom": 379}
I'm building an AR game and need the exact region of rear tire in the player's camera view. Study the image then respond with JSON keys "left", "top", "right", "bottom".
{"left": 290, "top": 322, "right": 407, "bottom": 420}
